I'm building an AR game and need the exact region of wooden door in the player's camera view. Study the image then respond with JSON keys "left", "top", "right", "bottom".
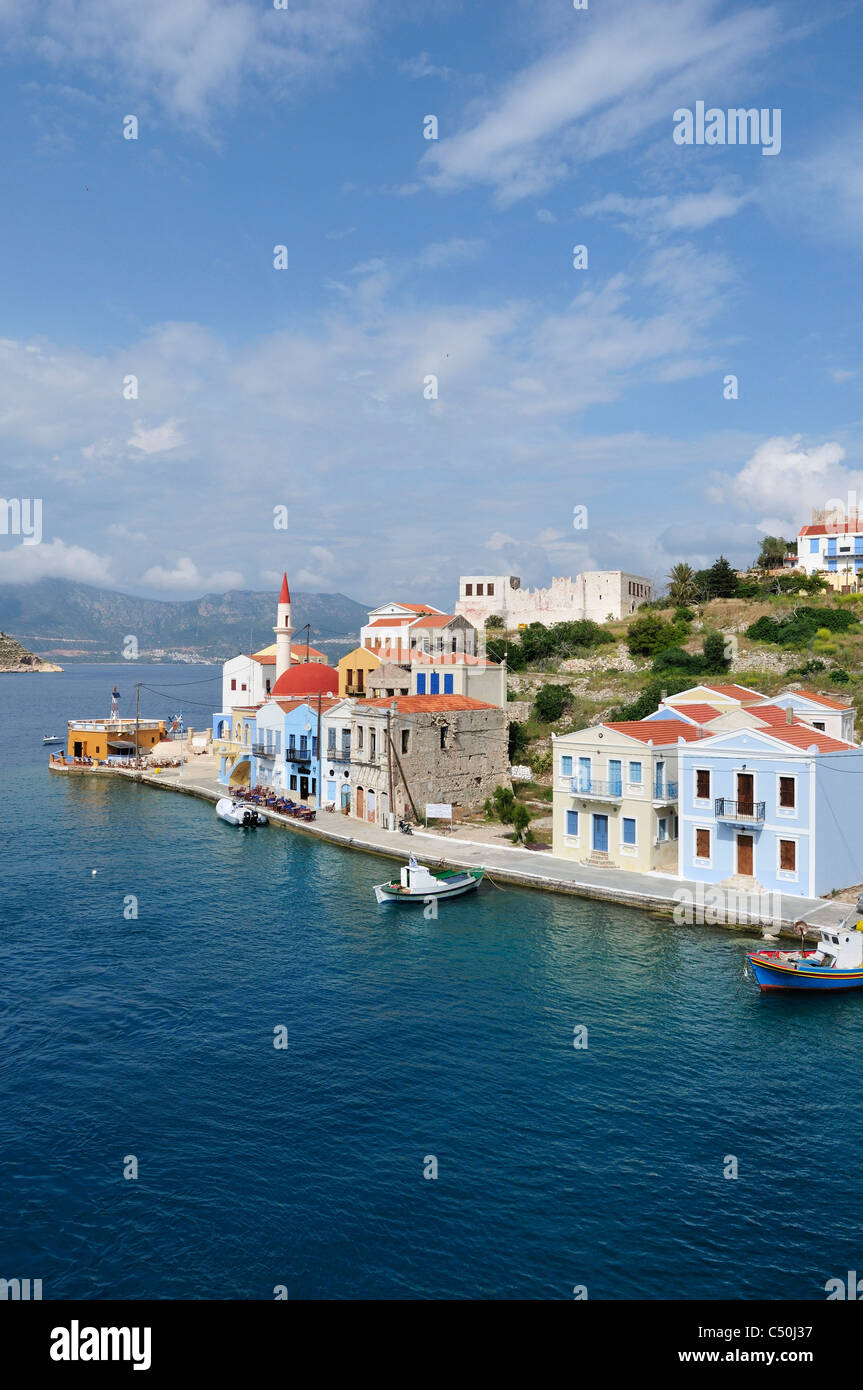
{"left": 737, "top": 833, "right": 754, "bottom": 876}
{"left": 737, "top": 772, "right": 754, "bottom": 816}
{"left": 356, "top": 787, "right": 364, "bottom": 820}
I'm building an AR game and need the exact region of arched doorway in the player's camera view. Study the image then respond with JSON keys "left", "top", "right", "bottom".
{"left": 229, "top": 758, "right": 251, "bottom": 787}
{"left": 367, "top": 789, "right": 376, "bottom": 823}
{"left": 341, "top": 783, "right": 351, "bottom": 812}
{"left": 356, "top": 787, "right": 364, "bottom": 820}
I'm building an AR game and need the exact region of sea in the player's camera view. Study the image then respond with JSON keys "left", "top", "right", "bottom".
{"left": 1, "top": 663, "right": 862, "bottom": 1300}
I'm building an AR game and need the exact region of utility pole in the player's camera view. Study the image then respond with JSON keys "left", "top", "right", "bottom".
{"left": 316, "top": 686, "right": 323, "bottom": 807}
{"left": 135, "top": 681, "right": 141, "bottom": 775}
{"left": 387, "top": 703, "right": 395, "bottom": 827}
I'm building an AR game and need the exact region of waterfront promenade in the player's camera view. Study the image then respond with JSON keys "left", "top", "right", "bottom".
{"left": 113, "top": 759, "right": 851, "bottom": 937}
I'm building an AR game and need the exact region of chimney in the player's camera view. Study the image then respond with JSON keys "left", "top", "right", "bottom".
{"left": 785, "top": 706, "right": 794, "bottom": 725}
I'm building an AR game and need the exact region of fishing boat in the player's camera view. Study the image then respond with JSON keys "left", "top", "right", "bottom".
{"left": 42, "top": 734, "right": 62, "bottom": 745}
{"left": 747, "top": 913, "right": 863, "bottom": 991}
{"left": 374, "top": 859, "right": 484, "bottom": 904}
{"left": 215, "top": 797, "right": 267, "bottom": 828}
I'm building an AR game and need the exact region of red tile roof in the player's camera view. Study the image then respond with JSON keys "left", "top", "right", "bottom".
{"left": 663, "top": 702, "right": 725, "bottom": 725}
{"left": 603, "top": 720, "right": 707, "bottom": 744}
{"left": 408, "top": 613, "right": 457, "bottom": 628}
{"left": 357, "top": 694, "right": 497, "bottom": 713}
{"left": 273, "top": 696, "right": 341, "bottom": 714}
{"left": 367, "top": 617, "right": 413, "bottom": 628}
{"left": 763, "top": 726, "right": 853, "bottom": 752}
{"left": 799, "top": 522, "right": 863, "bottom": 535}
{"left": 793, "top": 689, "right": 852, "bottom": 710}
{"left": 701, "top": 683, "right": 764, "bottom": 701}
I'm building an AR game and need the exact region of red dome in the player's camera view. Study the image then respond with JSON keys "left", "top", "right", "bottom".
{"left": 271, "top": 662, "right": 339, "bottom": 699}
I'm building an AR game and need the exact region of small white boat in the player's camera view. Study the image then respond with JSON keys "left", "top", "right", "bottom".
{"left": 216, "top": 797, "right": 267, "bottom": 827}
{"left": 374, "top": 860, "right": 484, "bottom": 904}
{"left": 42, "top": 734, "right": 62, "bottom": 745}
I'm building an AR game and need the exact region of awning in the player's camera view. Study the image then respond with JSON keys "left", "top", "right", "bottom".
{"left": 107, "top": 738, "right": 137, "bottom": 749}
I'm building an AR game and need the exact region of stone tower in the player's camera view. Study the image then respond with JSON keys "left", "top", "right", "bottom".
{"left": 274, "top": 572, "right": 294, "bottom": 682}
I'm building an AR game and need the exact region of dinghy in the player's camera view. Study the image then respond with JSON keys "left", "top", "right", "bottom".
{"left": 216, "top": 797, "right": 267, "bottom": 827}
{"left": 42, "top": 734, "right": 62, "bottom": 745}
{"left": 374, "top": 859, "right": 484, "bottom": 904}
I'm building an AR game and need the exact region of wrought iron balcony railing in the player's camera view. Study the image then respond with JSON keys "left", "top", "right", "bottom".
{"left": 714, "top": 797, "right": 765, "bottom": 822}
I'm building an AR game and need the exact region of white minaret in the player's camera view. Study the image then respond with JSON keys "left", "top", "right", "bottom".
{"left": 274, "top": 572, "right": 294, "bottom": 681}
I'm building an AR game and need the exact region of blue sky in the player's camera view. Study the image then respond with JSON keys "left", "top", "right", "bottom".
{"left": 1, "top": 0, "right": 863, "bottom": 610}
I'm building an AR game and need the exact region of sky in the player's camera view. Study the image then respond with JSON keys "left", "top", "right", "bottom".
{"left": 1, "top": 0, "right": 863, "bottom": 611}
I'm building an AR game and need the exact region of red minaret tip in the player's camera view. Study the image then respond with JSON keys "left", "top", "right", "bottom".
{"left": 279, "top": 572, "right": 290, "bottom": 604}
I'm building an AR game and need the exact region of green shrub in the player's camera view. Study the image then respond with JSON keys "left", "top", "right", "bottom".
{"left": 533, "top": 683, "right": 571, "bottom": 723}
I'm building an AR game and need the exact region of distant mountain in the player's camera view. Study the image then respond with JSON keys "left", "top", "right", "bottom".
{"left": 0, "top": 579, "right": 369, "bottom": 663}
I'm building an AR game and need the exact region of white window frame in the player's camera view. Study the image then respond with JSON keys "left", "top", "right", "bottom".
{"left": 776, "top": 834, "right": 799, "bottom": 882}
{"left": 626, "top": 760, "right": 643, "bottom": 795}
{"left": 694, "top": 825, "right": 712, "bottom": 867}
{"left": 564, "top": 808, "right": 580, "bottom": 844}
{"left": 694, "top": 766, "right": 711, "bottom": 805}
{"left": 620, "top": 815, "right": 638, "bottom": 856}
{"left": 776, "top": 771, "right": 798, "bottom": 819}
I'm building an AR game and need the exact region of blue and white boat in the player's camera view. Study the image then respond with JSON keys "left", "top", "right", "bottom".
{"left": 747, "top": 915, "right": 863, "bottom": 991}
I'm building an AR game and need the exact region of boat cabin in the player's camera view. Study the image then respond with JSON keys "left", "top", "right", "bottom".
{"left": 814, "top": 924, "right": 863, "bottom": 970}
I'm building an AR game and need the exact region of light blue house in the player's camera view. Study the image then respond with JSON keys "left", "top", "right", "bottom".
{"left": 252, "top": 698, "right": 324, "bottom": 804}
{"left": 678, "top": 723, "right": 863, "bottom": 897}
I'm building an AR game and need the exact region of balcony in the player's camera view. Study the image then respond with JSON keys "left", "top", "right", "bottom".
{"left": 252, "top": 743, "right": 274, "bottom": 757}
{"left": 326, "top": 747, "right": 351, "bottom": 763}
{"left": 715, "top": 797, "right": 765, "bottom": 824}
{"left": 570, "top": 778, "right": 623, "bottom": 800}
{"left": 653, "top": 781, "right": 678, "bottom": 802}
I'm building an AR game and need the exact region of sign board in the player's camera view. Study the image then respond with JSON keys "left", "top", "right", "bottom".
{"left": 426, "top": 803, "right": 452, "bottom": 820}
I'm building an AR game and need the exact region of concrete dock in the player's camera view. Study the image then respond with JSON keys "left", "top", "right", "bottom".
{"left": 106, "top": 761, "right": 852, "bottom": 938}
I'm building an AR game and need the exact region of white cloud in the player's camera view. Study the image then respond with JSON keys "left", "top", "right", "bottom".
{"left": 127, "top": 419, "right": 184, "bottom": 455}
{"left": 141, "top": 557, "right": 244, "bottom": 592}
{"left": 421, "top": 0, "right": 778, "bottom": 203}
{"left": 0, "top": 538, "right": 113, "bottom": 584}
{"left": 710, "top": 435, "right": 863, "bottom": 533}
{"left": 0, "top": 0, "right": 375, "bottom": 124}
{"left": 584, "top": 186, "right": 753, "bottom": 236}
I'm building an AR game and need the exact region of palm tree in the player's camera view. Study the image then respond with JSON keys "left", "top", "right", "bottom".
{"left": 666, "top": 562, "right": 698, "bottom": 605}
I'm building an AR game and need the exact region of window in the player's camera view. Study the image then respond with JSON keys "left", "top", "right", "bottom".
{"left": 265, "top": 680, "right": 271, "bottom": 693}
{"left": 476, "top": 584, "right": 484, "bottom": 595}
{"left": 401, "top": 729, "right": 409, "bottom": 754}
{"left": 622, "top": 818, "right": 636, "bottom": 845}
{"left": 328, "top": 729, "right": 336, "bottom": 750}
{"left": 443, "top": 674, "right": 454, "bottom": 694}
{"left": 451, "top": 638, "right": 457, "bottom": 653}
{"left": 696, "top": 828, "right": 711, "bottom": 861}
{"left": 779, "top": 776, "right": 795, "bottom": 809}
{"left": 673, "top": 815, "right": 679, "bottom": 839}
{"left": 430, "top": 673, "right": 440, "bottom": 694}
{"left": 241, "top": 683, "right": 247, "bottom": 692}
{"left": 487, "top": 583, "right": 494, "bottom": 596}
{"left": 347, "top": 669, "right": 353, "bottom": 687}
{"left": 812, "top": 721, "right": 825, "bottom": 731}
{"left": 809, "top": 538, "right": 819, "bottom": 554}
{"left": 628, "top": 760, "right": 642, "bottom": 784}
{"left": 290, "top": 774, "right": 297, "bottom": 791}
{"left": 566, "top": 810, "right": 579, "bottom": 837}
{"left": 696, "top": 768, "right": 710, "bottom": 800}
{"left": 465, "top": 584, "right": 473, "bottom": 596}
{"left": 440, "top": 724, "right": 448, "bottom": 750}
{"left": 657, "top": 817, "right": 668, "bottom": 841}
{"left": 370, "top": 731, "right": 376, "bottom": 760}
{"left": 357, "top": 726, "right": 364, "bottom": 750}
{"left": 779, "top": 839, "right": 797, "bottom": 872}
{"left": 230, "top": 678, "right": 236, "bottom": 691}
{"left": 417, "top": 673, "right": 426, "bottom": 694}
{"left": 561, "top": 755, "right": 573, "bottom": 777}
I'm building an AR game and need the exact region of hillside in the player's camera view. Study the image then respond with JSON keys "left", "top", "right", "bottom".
{"left": 0, "top": 630, "right": 62, "bottom": 672}
{"left": 0, "top": 579, "right": 370, "bottom": 663}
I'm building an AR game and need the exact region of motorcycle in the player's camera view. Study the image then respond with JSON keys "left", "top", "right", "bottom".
{"left": 398, "top": 819, "right": 413, "bottom": 835}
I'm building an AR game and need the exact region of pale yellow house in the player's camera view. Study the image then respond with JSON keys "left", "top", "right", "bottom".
{"left": 551, "top": 719, "right": 706, "bottom": 873}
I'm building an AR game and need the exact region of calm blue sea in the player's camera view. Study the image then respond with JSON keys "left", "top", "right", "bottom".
{"left": 1, "top": 664, "right": 862, "bottom": 1300}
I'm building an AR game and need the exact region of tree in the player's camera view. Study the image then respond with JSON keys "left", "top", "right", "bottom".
{"left": 625, "top": 612, "right": 685, "bottom": 657}
{"left": 666, "top": 562, "right": 698, "bottom": 605}
{"left": 701, "top": 631, "right": 729, "bottom": 673}
{"left": 534, "top": 683, "right": 571, "bottom": 723}
{"left": 508, "top": 721, "right": 529, "bottom": 762}
{"left": 511, "top": 802, "right": 531, "bottom": 843}
{"left": 485, "top": 614, "right": 504, "bottom": 629}
{"left": 703, "top": 555, "right": 740, "bottom": 599}
{"left": 484, "top": 785, "right": 515, "bottom": 824}
{"left": 755, "top": 535, "right": 794, "bottom": 570}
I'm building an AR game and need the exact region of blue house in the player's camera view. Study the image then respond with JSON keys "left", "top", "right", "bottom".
{"left": 678, "top": 722, "right": 863, "bottom": 897}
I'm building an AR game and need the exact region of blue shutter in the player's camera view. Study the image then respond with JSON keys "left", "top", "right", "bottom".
{"left": 443, "top": 674, "right": 454, "bottom": 694}
{"left": 566, "top": 810, "right": 579, "bottom": 836}
{"left": 417, "top": 673, "right": 426, "bottom": 694}
{"left": 561, "top": 755, "right": 572, "bottom": 777}
{"left": 430, "top": 673, "right": 440, "bottom": 694}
